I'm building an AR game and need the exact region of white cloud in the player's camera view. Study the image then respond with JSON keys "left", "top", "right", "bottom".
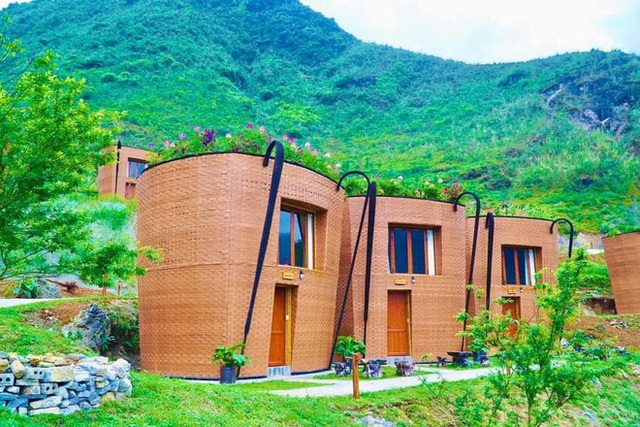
{"left": 301, "top": 0, "right": 639, "bottom": 63}
{"left": 0, "top": 0, "right": 30, "bottom": 10}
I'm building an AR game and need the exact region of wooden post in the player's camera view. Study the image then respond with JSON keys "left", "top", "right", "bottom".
{"left": 352, "top": 353, "right": 360, "bottom": 400}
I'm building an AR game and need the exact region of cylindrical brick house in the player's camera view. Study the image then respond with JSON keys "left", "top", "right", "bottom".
{"left": 467, "top": 216, "right": 559, "bottom": 324}
{"left": 603, "top": 232, "right": 640, "bottom": 314}
{"left": 337, "top": 196, "right": 468, "bottom": 362}
{"left": 137, "top": 153, "right": 344, "bottom": 378}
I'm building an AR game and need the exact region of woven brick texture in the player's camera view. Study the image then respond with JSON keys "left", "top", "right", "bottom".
{"left": 467, "top": 216, "right": 559, "bottom": 323}
{"left": 137, "top": 153, "right": 344, "bottom": 378}
{"left": 338, "top": 197, "right": 468, "bottom": 362}
{"left": 603, "top": 232, "right": 640, "bottom": 314}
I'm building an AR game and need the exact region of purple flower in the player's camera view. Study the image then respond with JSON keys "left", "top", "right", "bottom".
{"left": 231, "top": 146, "right": 240, "bottom": 153}
{"left": 148, "top": 143, "right": 155, "bottom": 149}
{"left": 202, "top": 129, "right": 214, "bottom": 146}
{"left": 246, "top": 123, "right": 254, "bottom": 129}
{"left": 178, "top": 133, "right": 186, "bottom": 141}
{"left": 181, "top": 147, "right": 186, "bottom": 155}
{"left": 297, "top": 148, "right": 303, "bottom": 154}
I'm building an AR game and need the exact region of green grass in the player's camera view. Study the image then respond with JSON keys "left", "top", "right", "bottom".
{"left": 0, "top": 302, "right": 93, "bottom": 355}
{"left": 1, "top": 300, "right": 639, "bottom": 426}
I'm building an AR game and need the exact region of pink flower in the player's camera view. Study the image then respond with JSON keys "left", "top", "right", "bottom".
{"left": 163, "top": 140, "right": 171, "bottom": 149}
{"left": 324, "top": 152, "right": 331, "bottom": 158}
{"left": 312, "top": 150, "right": 319, "bottom": 156}
{"left": 304, "top": 142, "right": 311, "bottom": 148}
{"left": 178, "top": 133, "right": 186, "bottom": 141}
{"left": 193, "top": 125, "right": 201, "bottom": 132}
{"left": 259, "top": 126, "right": 266, "bottom": 133}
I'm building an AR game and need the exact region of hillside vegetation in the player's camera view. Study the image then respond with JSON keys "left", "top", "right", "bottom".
{"left": 2, "top": 0, "right": 639, "bottom": 232}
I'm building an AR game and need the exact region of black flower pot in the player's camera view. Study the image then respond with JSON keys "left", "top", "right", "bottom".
{"left": 220, "top": 366, "right": 237, "bottom": 384}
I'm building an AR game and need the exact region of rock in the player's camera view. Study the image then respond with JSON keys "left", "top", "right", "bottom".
{"left": 57, "top": 386, "right": 69, "bottom": 400}
{"left": 44, "top": 366, "right": 74, "bottom": 383}
{"left": 6, "top": 386, "right": 19, "bottom": 394}
{"left": 101, "top": 391, "right": 116, "bottom": 401}
{"left": 62, "top": 304, "right": 110, "bottom": 352}
{"left": 359, "top": 415, "right": 396, "bottom": 427}
{"left": 112, "top": 359, "right": 131, "bottom": 378}
{"left": 61, "top": 404, "right": 80, "bottom": 415}
{"left": 15, "top": 378, "right": 39, "bottom": 386}
{"left": 0, "top": 392, "right": 18, "bottom": 401}
{"left": 78, "top": 401, "right": 91, "bottom": 410}
{"left": 18, "top": 406, "right": 28, "bottom": 416}
{"left": 0, "top": 352, "right": 9, "bottom": 359}
{"left": 117, "top": 378, "right": 132, "bottom": 396}
{"left": 35, "top": 280, "right": 62, "bottom": 299}
{"left": 11, "top": 360, "right": 26, "bottom": 379}
{"left": 0, "top": 359, "right": 9, "bottom": 372}
{"left": 40, "top": 383, "right": 58, "bottom": 395}
{"left": 21, "top": 385, "right": 41, "bottom": 395}
{"left": 74, "top": 368, "right": 90, "bottom": 383}
{"left": 24, "top": 367, "right": 45, "bottom": 381}
{"left": 28, "top": 407, "right": 61, "bottom": 416}
{"left": 28, "top": 395, "right": 62, "bottom": 410}
{"left": 0, "top": 373, "right": 14, "bottom": 386}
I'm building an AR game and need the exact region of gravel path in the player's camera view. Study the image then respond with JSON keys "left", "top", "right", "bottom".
{"left": 0, "top": 298, "right": 58, "bottom": 308}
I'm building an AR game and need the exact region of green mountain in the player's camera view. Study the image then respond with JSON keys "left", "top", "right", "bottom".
{"left": 2, "top": 0, "right": 639, "bottom": 232}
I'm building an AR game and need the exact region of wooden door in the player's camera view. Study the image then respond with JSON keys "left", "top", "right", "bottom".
{"left": 387, "top": 291, "right": 410, "bottom": 356}
{"left": 269, "top": 287, "right": 287, "bottom": 366}
{"left": 502, "top": 298, "right": 520, "bottom": 338}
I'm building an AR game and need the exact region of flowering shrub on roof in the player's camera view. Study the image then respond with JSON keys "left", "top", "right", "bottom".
{"left": 152, "top": 124, "right": 341, "bottom": 180}
{"left": 151, "top": 124, "right": 465, "bottom": 202}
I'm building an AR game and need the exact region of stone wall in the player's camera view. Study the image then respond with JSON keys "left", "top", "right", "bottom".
{"left": 0, "top": 352, "right": 131, "bottom": 416}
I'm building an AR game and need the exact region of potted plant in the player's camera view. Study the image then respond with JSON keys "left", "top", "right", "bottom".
{"left": 333, "top": 336, "right": 366, "bottom": 375}
{"left": 212, "top": 343, "right": 251, "bottom": 384}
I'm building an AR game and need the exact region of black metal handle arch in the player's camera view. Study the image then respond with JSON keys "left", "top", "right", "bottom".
{"left": 329, "top": 171, "right": 375, "bottom": 368}
{"left": 240, "top": 140, "right": 285, "bottom": 376}
{"left": 452, "top": 191, "right": 481, "bottom": 351}
{"left": 550, "top": 218, "right": 574, "bottom": 259}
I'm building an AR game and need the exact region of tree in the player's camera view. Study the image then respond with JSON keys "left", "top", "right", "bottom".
{"left": 0, "top": 19, "right": 121, "bottom": 283}
{"left": 458, "top": 257, "right": 623, "bottom": 427}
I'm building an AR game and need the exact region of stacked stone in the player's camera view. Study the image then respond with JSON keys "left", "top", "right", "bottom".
{"left": 0, "top": 352, "right": 132, "bottom": 416}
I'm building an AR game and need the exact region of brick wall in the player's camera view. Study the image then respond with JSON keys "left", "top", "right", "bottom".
{"left": 137, "top": 153, "right": 344, "bottom": 378}
{"left": 603, "top": 232, "right": 640, "bottom": 314}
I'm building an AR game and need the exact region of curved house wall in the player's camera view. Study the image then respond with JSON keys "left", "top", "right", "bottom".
{"left": 603, "top": 232, "right": 640, "bottom": 314}
{"left": 467, "top": 217, "right": 559, "bottom": 322}
{"left": 137, "top": 153, "right": 344, "bottom": 378}
{"left": 338, "top": 197, "right": 468, "bottom": 361}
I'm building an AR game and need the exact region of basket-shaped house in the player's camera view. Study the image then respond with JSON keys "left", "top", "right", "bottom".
{"left": 336, "top": 196, "right": 468, "bottom": 362}
{"left": 603, "top": 232, "right": 640, "bottom": 314}
{"left": 137, "top": 152, "right": 344, "bottom": 378}
{"left": 467, "top": 216, "right": 560, "bottom": 324}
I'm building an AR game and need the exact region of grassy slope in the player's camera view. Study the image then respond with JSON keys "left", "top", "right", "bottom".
{"left": 1, "top": 301, "right": 639, "bottom": 426}
{"left": 2, "top": 0, "right": 639, "bottom": 232}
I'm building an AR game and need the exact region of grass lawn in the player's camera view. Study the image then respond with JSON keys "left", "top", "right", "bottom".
{"left": 1, "top": 301, "right": 639, "bottom": 426}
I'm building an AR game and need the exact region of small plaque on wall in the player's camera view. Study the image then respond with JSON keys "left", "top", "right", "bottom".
{"left": 507, "top": 288, "right": 516, "bottom": 295}
{"left": 394, "top": 279, "right": 407, "bottom": 286}
{"left": 282, "top": 272, "right": 294, "bottom": 280}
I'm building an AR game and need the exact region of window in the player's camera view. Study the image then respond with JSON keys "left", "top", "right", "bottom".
{"left": 128, "top": 160, "right": 147, "bottom": 178}
{"left": 278, "top": 208, "right": 314, "bottom": 269}
{"left": 502, "top": 247, "right": 537, "bottom": 285}
{"left": 388, "top": 227, "right": 437, "bottom": 275}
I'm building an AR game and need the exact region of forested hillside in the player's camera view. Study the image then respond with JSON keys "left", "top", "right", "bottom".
{"left": 2, "top": 0, "right": 639, "bottom": 232}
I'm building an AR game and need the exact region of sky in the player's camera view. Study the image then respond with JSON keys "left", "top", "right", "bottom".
{"left": 1, "top": 0, "right": 639, "bottom": 64}
{"left": 300, "top": 0, "right": 640, "bottom": 64}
